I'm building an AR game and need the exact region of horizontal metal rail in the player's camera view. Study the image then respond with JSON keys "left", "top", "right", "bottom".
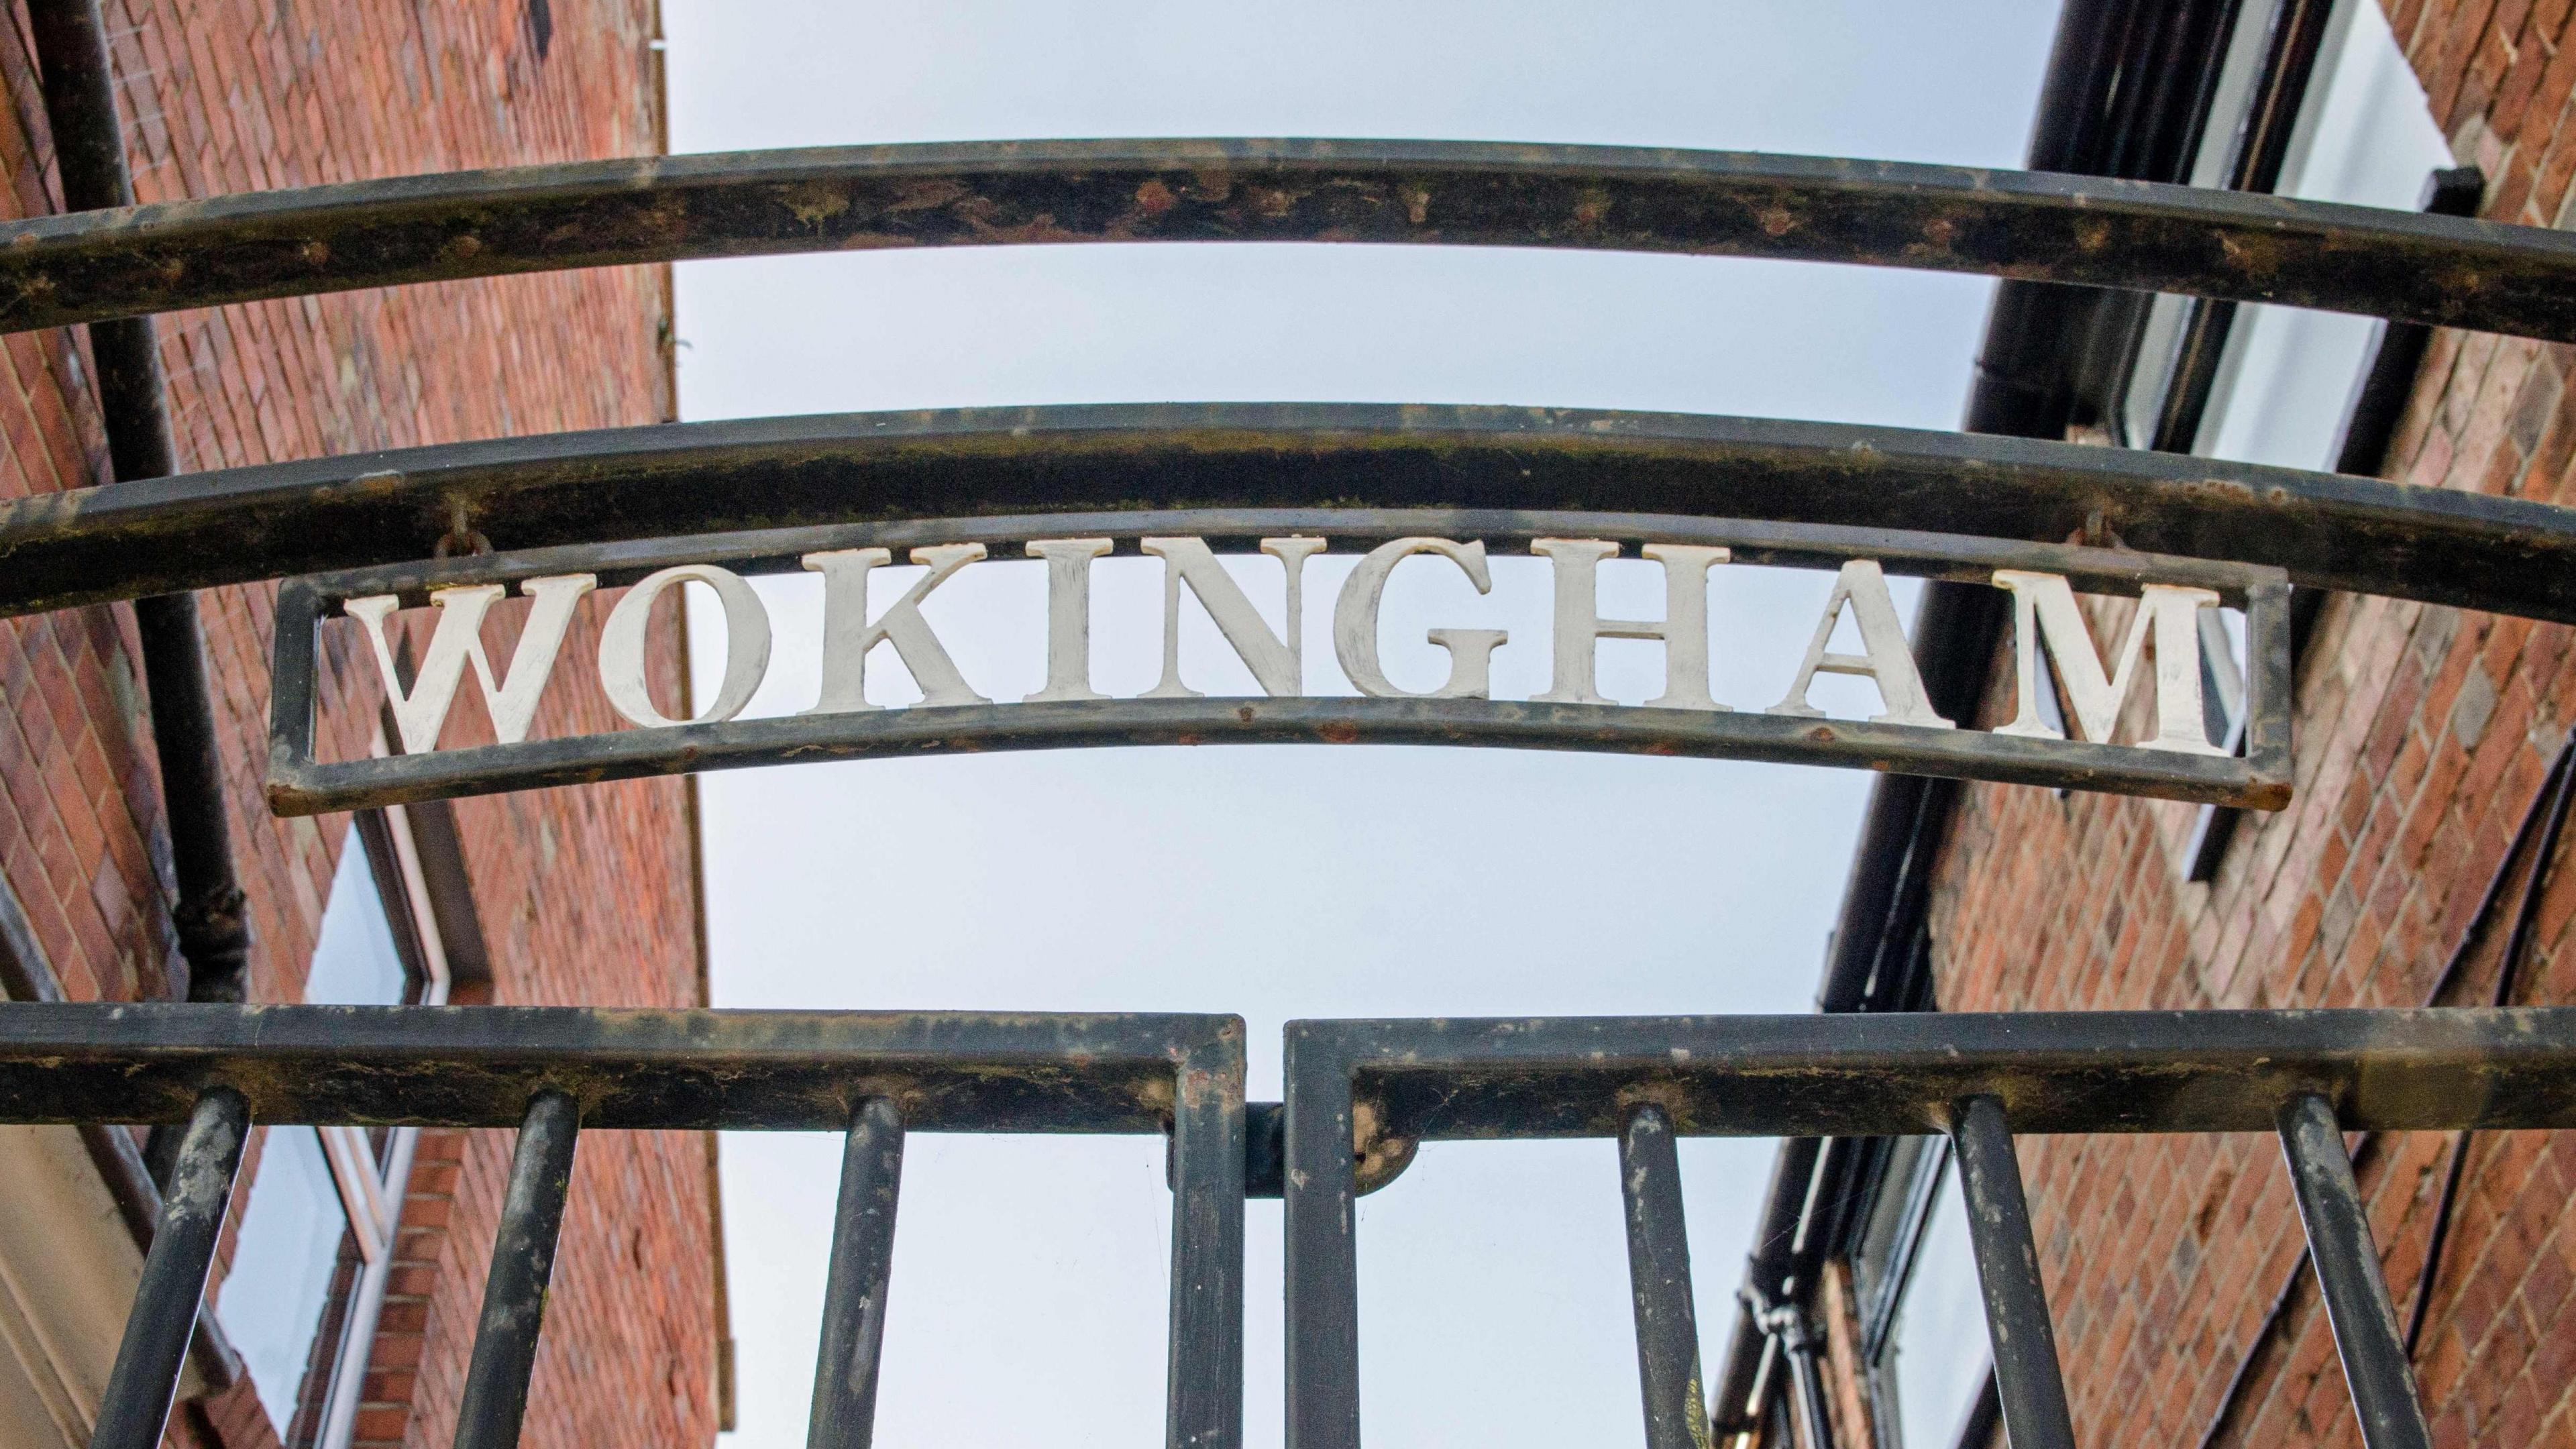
{"left": 1293, "top": 1008, "right": 2576, "bottom": 1141}
{"left": 0, "top": 139, "right": 2571, "bottom": 342}
{"left": 7, "top": 404, "right": 2575, "bottom": 622}
{"left": 0, "top": 1004, "right": 1245, "bottom": 1130}
{"left": 267, "top": 694, "right": 2290, "bottom": 814}
{"left": 4, "top": 1004, "right": 2563, "bottom": 1136}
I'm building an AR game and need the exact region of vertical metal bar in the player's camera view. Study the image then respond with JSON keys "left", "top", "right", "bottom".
{"left": 268, "top": 581, "right": 323, "bottom": 770}
{"left": 2277, "top": 1093, "right": 2432, "bottom": 1449}
{"left": 1283, "top": 1023, "right": 1360, "bottom": 1449}
{"left": 1167, "top": 1026, "right": 1248, "bottom": 1449}
{"left": 1620, "top": 1104, "right": 1711, "bottom": 1449}
{"left": 90, "top": 1088, "right": 248, "bottom": 1449}
{"left": 2242, "top": 578, "right": 2293, "bottom": 782}
{"left": 1949, "top": 1096, "right": 2078, "bottom": 1449}
{"left": 453, "top": 1091, "right": 580, "bottom": 1449}
{"left": 807, "top": 1098, "right": 905, "bottom": 1449}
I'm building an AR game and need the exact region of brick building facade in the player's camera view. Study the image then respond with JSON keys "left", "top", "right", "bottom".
{"left": 0, "top": 2, "right": 716, "bottom": 1448}
{"left": 1745, "top": 5, "right": 2576, "bottom": 1449}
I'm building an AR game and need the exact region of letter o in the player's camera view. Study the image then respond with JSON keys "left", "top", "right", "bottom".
{"left": 599, "top": 564, "right": 772, "bottom": 727}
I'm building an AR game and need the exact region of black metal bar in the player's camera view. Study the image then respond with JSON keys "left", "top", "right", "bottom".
{"left": 3, "top": 140, "right": 2576, "bottom": 343}
{"left": 26, "top": 0, "right": 250, "bottom": 1013}
{"left": 1620, "top": 1104, "right": 1711, "bottom": 1449}
{"left": 808, "top": 1098, "right": 904, "bottom": 1449}
{"left": 453, "top": 1091, "right": 581, "bottom": 1449}
{"left": 1324, "top": 1010, "right": 2576, "bottom": 1140}
{"left": 0, "top": 1004, "right": 1246, "bottom": 1132}
{"left": 2277, "top": 1094, "right": 2432, "bottom": 1449}
{"left": 269, "top": 694, "right": 2289, "bottom": 818}
{"left": 1282, "top": 1022, "right": 1360, "bottom": 1449}
{"left": 1166, "top": 1028, "right": 1247, "bottom": 1449}
{"left": 3, "top": 1005, "right": 2574, "bottom": 1138}
{"left": 1949, "top": 1096, "right": 2078, "bottom": 1449}
{"left": 89, "top": 1087, "right": 247, "bottom": 1449}
{"left": 11, "top": 404, "right": 2576, "bottom": 625}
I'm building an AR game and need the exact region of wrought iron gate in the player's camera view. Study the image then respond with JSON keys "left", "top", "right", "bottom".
{"left": 4, "top": 1005, "right": 2571, "bottom": 1449}
{"left": 6, "top": 2, "right": 2576, "bottom": 1449}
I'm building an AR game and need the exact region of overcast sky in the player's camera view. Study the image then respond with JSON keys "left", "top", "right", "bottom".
{"left": 659, "top": 5, "right": 2057, "bottom": 1446}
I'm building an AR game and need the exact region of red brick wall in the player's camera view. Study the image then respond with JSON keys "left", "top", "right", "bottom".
{"left": 0, "top": 0, "right": 712, "bottom": 1446}
{"left": 1917, "top": 8, "right": 2576, "bottom": 1449}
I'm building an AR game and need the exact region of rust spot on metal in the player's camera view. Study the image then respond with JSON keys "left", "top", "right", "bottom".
{"left": 1758, "top": 207, "right": 1797, "bottom": 238}
{"left": 1134, "top": 178, "right": 1177, "bottom": 217}
{"left": 777, "top": 182, "right": 860, "bottom": 228}
{"left": 1317, "top": 720, "right": 1359, "bottom": 743}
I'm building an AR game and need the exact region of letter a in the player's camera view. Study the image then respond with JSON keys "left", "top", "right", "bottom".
{"left": 1767, "top": 560, "right": 1949, "bottom": 729}
{"left": 347, "top": 574, "right": 596, "bottom": 753}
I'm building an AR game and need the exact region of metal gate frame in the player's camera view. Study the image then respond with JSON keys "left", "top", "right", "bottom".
{"left": 5, "top": 7, "right": 2576, "bottom": 1449}
{"left": 5, "top": 1005, "right": 2569, "bottom": 1449}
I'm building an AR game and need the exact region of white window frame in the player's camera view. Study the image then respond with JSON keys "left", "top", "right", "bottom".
{"left": 290, "top": 729, "right": 454, "bottom": 1449}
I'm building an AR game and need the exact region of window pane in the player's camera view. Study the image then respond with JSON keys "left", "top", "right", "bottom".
{"left": 216, "top": 1125, "right": 352, "bottom": 1436}
{"left": 305, "top": 830, "right": 409, "bottom": 1006}
{"left": 1888, "top": 1162, "right": 1988, "bottom": 1449}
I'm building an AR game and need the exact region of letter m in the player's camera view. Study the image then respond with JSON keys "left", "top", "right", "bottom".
{"left": 1990, "top": 570, "right": 2222, "bottom": 755}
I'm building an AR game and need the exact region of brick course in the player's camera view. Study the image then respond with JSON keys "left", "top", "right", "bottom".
{"left": 0, "top": 1, "right": 710, "bottom": 1446}
{"left": 1919, "top": 7, "right": 2576, "bottom": 1449}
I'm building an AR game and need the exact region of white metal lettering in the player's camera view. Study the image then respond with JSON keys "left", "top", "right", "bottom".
{"left": 804, "top": 544, "right": 990, "bottom": 712}
{"left": 1767, "top": 559, "right": 1950, "bottom": 728}
{"left": 1991, "top": 570, "right": 2222, "bottom": 754}
{"left": 600, "top": 564, "right": 771, "bottom": 728}
{"left": 1024, "top": 539, "right": 1114, "bottom": 703}
{"left": 1529, "top": 539, "right": 1729, "bottom": 709}
{"left": 347, "top": 573, "right": 596, "bottom": 753}
{"left": 1140, "top": 536, "right": 1326, "bottom": 698}
{"left": 1331, "top": 537, "right": 1507, "bottom": 700}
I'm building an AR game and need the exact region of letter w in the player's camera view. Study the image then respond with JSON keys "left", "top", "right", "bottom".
{"left": 345, "top": 574, "right": 597, "bottom": 753}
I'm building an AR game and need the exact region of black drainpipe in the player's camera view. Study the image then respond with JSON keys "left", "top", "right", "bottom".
{"left": 26, "top": 0, "right": 253, "bottom": 1036}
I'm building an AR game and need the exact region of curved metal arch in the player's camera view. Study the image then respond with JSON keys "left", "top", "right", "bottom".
{"left": 7, "top": 402, "right": 2576, "bottom": 621}
{"left": 2, "top": 138, "right": 2573, "bottom": 341}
